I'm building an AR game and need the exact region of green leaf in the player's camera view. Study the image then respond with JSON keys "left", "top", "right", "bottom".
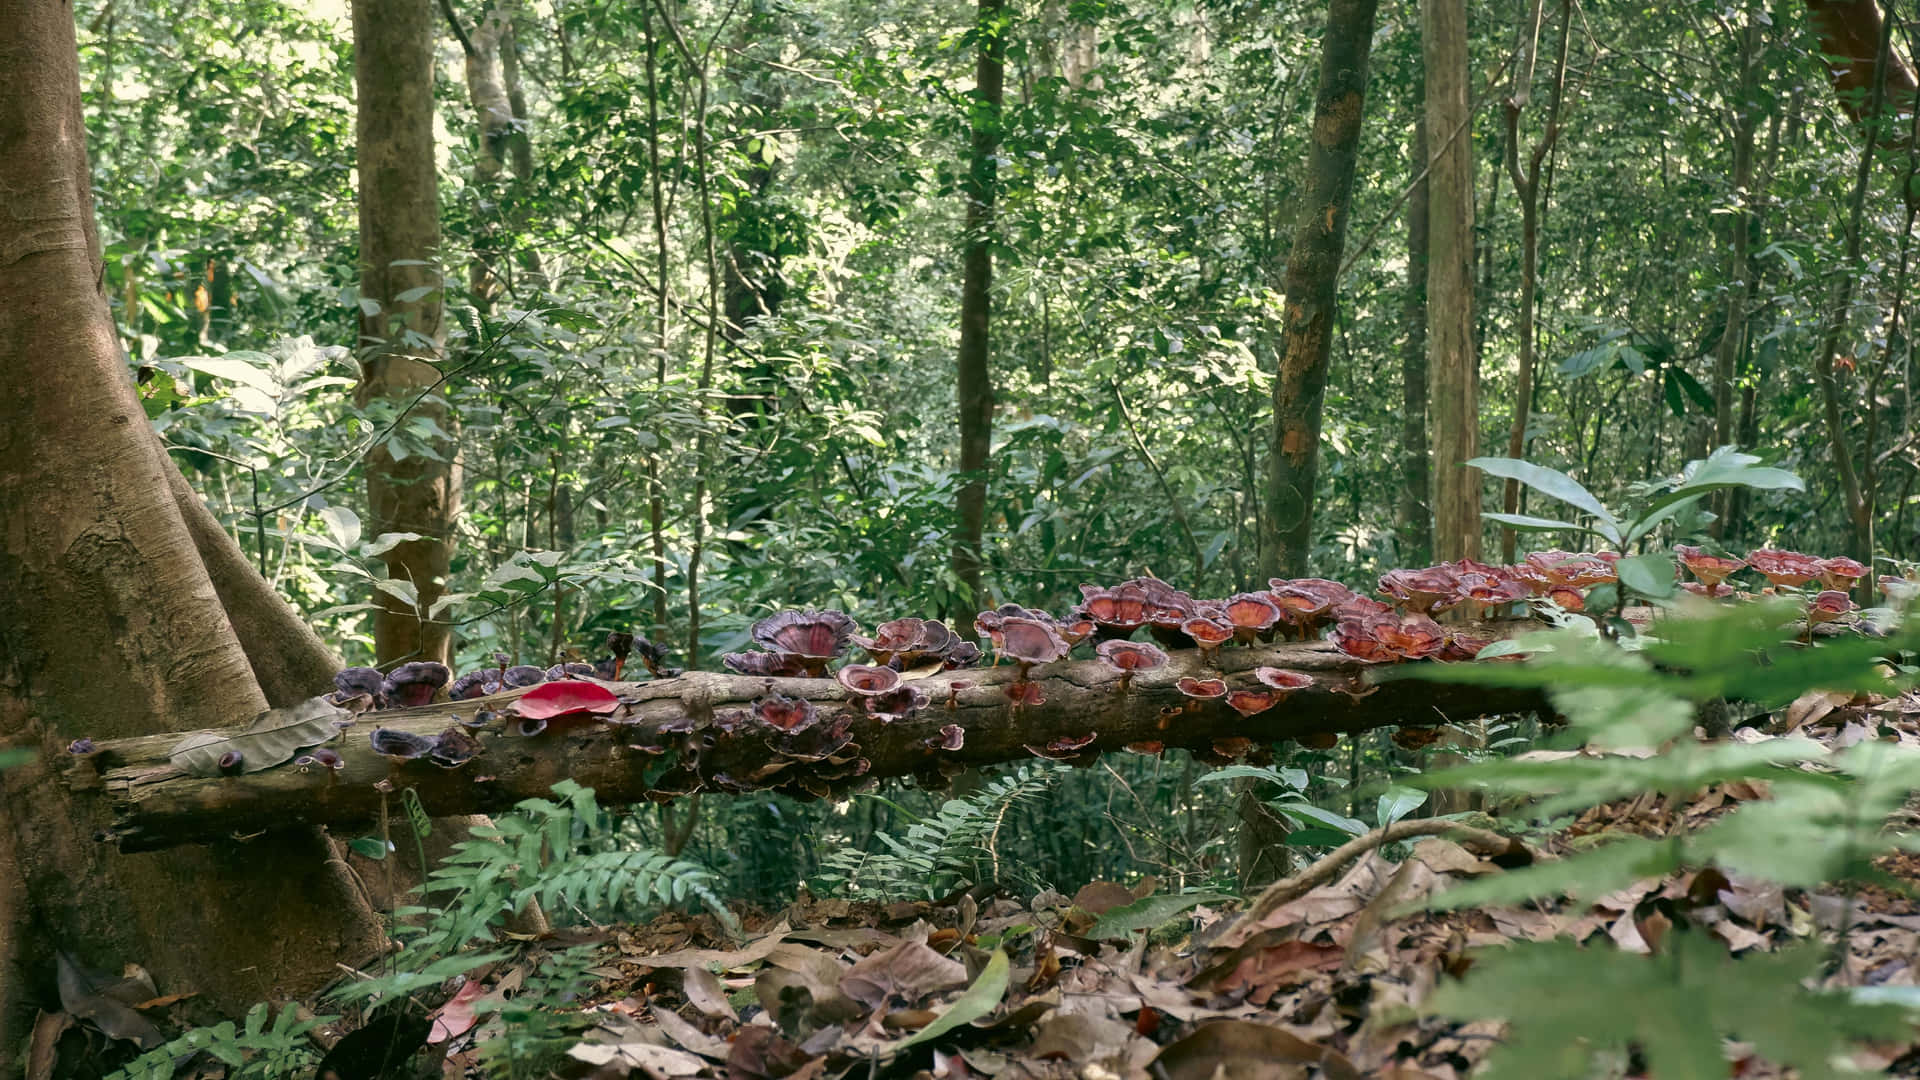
{"left": 1087, "top": 892, "right": 1234, "bottom": 940}
{"left": 1466, "top": 458, "right": 1622, "bottom": 543}
{"left": 349, "top": 836, "right": 390, "bottom": 859}
{"left": 896, "top": 950, "right": 1010, "bottom": 1049}
{"left": 168, "top": 695, "right": 350, "bottom": 777}
{"left": 1423, "top": 934, "right": 1910, "bottom": 1080}
{"left": 1483, "top": 511, "right": 1597, "bottom": 535}
{"left": 319, "top": 505, "right": 360, "bottom": 553}
{"left": 1274, "top": 803, "right": 1367, "bottom": 836}
{"left": 1376, "top": 786, "right": 1428, "bottom": 827}
{"left": 1615, "top": 552, "right": 1677, "bottom": 599}
{"left": 373, "top": 578, "right": 419, "bottom": 610}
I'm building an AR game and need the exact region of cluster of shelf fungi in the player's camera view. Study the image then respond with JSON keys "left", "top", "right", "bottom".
{"left": 63, "top": 548, "right": 1889, "bottom": 852}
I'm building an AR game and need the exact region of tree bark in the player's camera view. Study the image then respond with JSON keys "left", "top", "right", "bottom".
{"left": 1712, "top": 13, "right": 1763, "bottom": 540}
{"left": 1261, "top": 0, "right": 1382, "bottom": 579}
{"left": 79, "top": 642, "right": 1549, "bottom": 854}
{"left": 1498, "top": 0, "right": 1572, "bottom": 563}
{"left": 355, "top": 0, "right": 459, "bottom": 666}
{"left": 1804, "top": 0, "right": 1916, "bottom": 128}
{"left": 1424, "top": 0, "right": 1483, "bottom": 563}
{"left": 1400, "top": 115, "right": 1434, "bottom": 567}
{"left": 953, "top": 0, "right": 1006, "bottom": 615}
{"left": 0, "top": 3, "right": 381, "bottom": 1058}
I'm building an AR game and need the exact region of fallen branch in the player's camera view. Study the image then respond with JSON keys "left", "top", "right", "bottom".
{"left": 1225, "top": 818, "right": 1538, "bottom": 940}
{"left": 66, "top": 641, "right": 1548, "bottom": 853}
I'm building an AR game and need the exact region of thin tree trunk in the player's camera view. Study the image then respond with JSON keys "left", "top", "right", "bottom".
{"left": 355, "top": 0, "right": 458, "bottom": 666}
{"left": 1261, "top": 0, "right": 1383, "bottom": 579}
{"left": 953, "top": 0, "right": 1006, "bottom": 616}
{"left": 1400, "top": 114, "right": 1433, "bottom": 567}
{"left": 644, "top": 8, "right": 671, "bottom": 639}
{"left": 1712, "top": 13, "right": 1763, "bottom": 540}
{"left": 1815, "top": 0, "right": 1893, "bottom": 578}
{"left": 0, "top": 2, "right": 380, "bottom": 1054}
{"left": 1498, "top": 0, "right": 1571, "bottom": 563}
{"left": 1424, "top": 0, "right": 1482, "bottom": 563}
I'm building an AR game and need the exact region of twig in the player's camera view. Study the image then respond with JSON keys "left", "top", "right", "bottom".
{"left": 1226, "top": 818, "right": 1534, "bottom": 937}
{"left": 1110, "top": 379, "right": 1207, "bottom": 583}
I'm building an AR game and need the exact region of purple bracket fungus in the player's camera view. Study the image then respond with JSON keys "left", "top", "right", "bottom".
{"left": 925, "top": 724, "right": 965, "bottom": 751}
{"left": 331, "top": 667, "right": 388, "bottom": 709}
{"left": 428, "top": 727, "right": 481, "bottom": 768}
{"left": 603, "top": 630, "right": 636, "bottom": 679}
{"left": 943, "top": 642, "right": 983, "bottom": 669}
{"left": 1267, "top": 578, "right": 1357, "bottom": 638}
{"left": 866, "top": 685, "right": 929, "bottom": 724}
{"left": 501, "top": 665, "right": 548, "bottom": 689}
{"left": 1222, "top": 593, "right": 1282, "bottom": 643}
{"left": 1377, "top": 568, "right": 1458, "bottom": 616}
{"left": 853, "top": 617, "right": 959, "bottom": 668}
{"left": 1094, "top": 639, "right": 1168, "bottom": 692}
{"left": 381, "top": 662, "right": 451, "bottom": 709}
{"left": 944, "top": 679, "right": 973, "bottom": 711}
{"left": 544, "top": 661, "right": 598, "bottom": 681}
{"left": 835, "top": 664, "right": 902, "bottom": 698}
{"left": 1226, "top": 690, "right": 1277, "bottom": 718}
{"left": 1180, "top": 618, "right": 1234, "bottom": 666}
{"left": 217, "top": 750, "right": 245, "bottom": 774}
{"left": 723, "top": 651, "right": 813, "bottom": 678}
{"left": 514, "top": 716, "right": 548, "bottom": 737}
{"left": 631, "top": 636, "right": 673, "bottom": 677}
{"left": 754, "top": 694, "right": 820, "bottom": 734}
{"left": 370, "top": 728, "right": 436, "bottom": 760}
{"left": 1819, "top": 556, "right": 1870, "bottom": 592}
{"left": 750, "top": 610, "right": 859, "bottom": 676}
{"left": 448, "top": 669, "right": 501, "bottom": 701}
{"left": 67, "top": 738, "right": 96, "bottom": 755}
{"left": 1252, "top": 668, "right": 1314, "bottom": 699}
{"left": 1005, "top": 681, "right": 1046, "bottom": 708}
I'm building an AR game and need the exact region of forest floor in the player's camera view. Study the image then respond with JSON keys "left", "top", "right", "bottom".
{"left": 64, "top": 690, "right": 1920, "bottom": 1080}
{"left": 354, "top": 687, "right": 1920, "bottom": 1080}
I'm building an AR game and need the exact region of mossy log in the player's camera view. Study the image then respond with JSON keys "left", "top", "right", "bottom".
{"left": 69, "top": 642, "right": 1548, "bottom": 853}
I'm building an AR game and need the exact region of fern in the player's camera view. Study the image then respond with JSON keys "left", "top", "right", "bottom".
{"left": 105, "top": 1002, "right": 330, "bottom": 1080}
{"left": 816, "top": 762, "right": 1069, "bottom": 901}
{"left": 381, "top": 779, "right": 739, "bottom": 963}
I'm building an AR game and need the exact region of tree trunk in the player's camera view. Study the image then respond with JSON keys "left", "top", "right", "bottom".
{"left": 1424, "top": 0, "right": 1483, "bottom": 563}
{"left": 81, "top": 641, "right": 1550, "bottom": 853}
{"left": 1498, "top": 0, "right": 1572, "bottom": 563}
{"left": 1400, "top": 114, "right": 1434, "bottom": 567}
{"left": 953, "top": 0, "right": 1006, "bottom": 616}
{"left": 1260, "top": 0, "right": 1383, "bottom": 580}
{"left": 1804, "top": 0, "right": 1916, "bottom": 128}
{"left": 0, "top": 3, "right": 381, "bottom": 1057}
{"left": 453, "top": 0, "right": 530, "bottom": 310}
{"left": 1712, "top": 13, "right": 1763, "bottom": 540}
{"left": 355, "top": 0, "right": 458, "bottom": 667}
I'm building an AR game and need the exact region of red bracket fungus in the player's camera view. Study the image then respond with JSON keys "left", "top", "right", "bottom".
{"left": 1225, "top": 690, "right": 1276, "bottom": 717}
{"left": 1180, "top": 618, "right": 1233, "bottom": 666}
{"left": 1252, "top": 668, "right": 1313, "bottom": 698}
{"left": 749, "top": 609, "right": 859, "bottom": 676}
{"left": 1222, "top": 593, "right": 1281, "bottom": 643}
{"left": 835, "top": 664, "right": 902, "bottom": 698}
{"left": 1819, "top": 556, "right": 1869, "bottom": 592}
{"left": 1094, "top": 639, "right": 1168, "bottom": 691}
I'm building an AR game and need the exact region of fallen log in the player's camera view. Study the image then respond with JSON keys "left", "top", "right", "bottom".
{"left": 68, "top": 642, "right": 1548, "bottom": 852}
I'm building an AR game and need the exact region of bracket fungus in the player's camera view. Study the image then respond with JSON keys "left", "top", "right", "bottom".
{"left": 381, "top": 662, "right": 450, "bottom": 709}
{"left": 750, "top": 609, "right": 859, "bottom": 676}
{"left": 1222, "top": 593, "right": 1282, "bottom": 642}
{"left": 835, "top": 664, "right": 902, "bottom": 698}
{"left": 1095, "top": 639, "right": 1168, "bottom": 691}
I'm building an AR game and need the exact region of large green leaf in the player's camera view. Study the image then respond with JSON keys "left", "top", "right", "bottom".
{"left": 1641, "top": 448, "right": 1804, "bottom": 519}
{"left": 1088, "top": 892, "right": 1235, "bottom": 940}
{"left": 1467, "top": 457, "right": 1622, "bottom": 543}
{"left": 895, "top": 949, "right": 1010, "bottom": 1050}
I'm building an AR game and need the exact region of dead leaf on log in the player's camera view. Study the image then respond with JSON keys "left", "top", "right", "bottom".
{"left": 167, "top": 695, "right": 347, "bottom": 777}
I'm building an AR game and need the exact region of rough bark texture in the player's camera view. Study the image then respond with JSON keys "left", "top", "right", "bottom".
{"left": 953, "top": 0, "right": 1006, "bottom": 614}
{"left": 168, "top": 467, "right": 342, "bottom": 707}
{"left": 1498, "top": 0, "right": 1571, "bottom": 563}
{"left": 1423, "top": 0, "right": 1483, "bottom": 563}
{"left": 0, "top": 3, "right": 381, "bottom": 1058}
{"left": 82, "top": 642, "right": 1548, "bottom": 854}
{"left": 1399, "top": 116, "right": 1433, "bottom": 567}
{"left": 1805, "top": 0, "right": 1917, "bottom": 127}
{"left": 355, "top": 0, "right": 458, "bottom": 666}
{"left": 1261, "top": 0, "right": 1381, "bottom": 579}
{"left": 457, "top": 0, "right": 524, "bottom": 309}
